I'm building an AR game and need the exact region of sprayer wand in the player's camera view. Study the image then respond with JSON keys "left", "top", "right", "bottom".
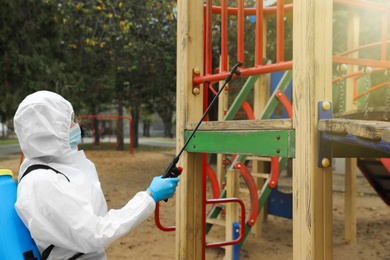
{"left": 162, "top": 61, "right": 243, "bottom": 179}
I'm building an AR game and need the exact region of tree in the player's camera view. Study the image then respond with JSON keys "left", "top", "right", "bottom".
{"left": 0, "top": 0, "right": 65, "bottom": 122}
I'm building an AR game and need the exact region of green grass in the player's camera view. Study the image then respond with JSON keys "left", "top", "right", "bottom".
{"left": 0, "top": 139, "right": 19, "bottom": 145}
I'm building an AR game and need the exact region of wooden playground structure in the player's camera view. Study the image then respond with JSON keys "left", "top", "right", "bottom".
{"left": 168, "top": 0, "right": 390, "bottom": 259}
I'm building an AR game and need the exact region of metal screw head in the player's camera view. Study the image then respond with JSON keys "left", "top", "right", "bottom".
{"left": 322, "top": 101, "right": 331, "bottom": 111}
{"left": 194, "top": 67, "right": 200, "bottom": 75}
{"left": 363, "top": 66, "right": 373, "bottom": 75}
{"left": 337, "top": 64, "right": 348, "bottom": 73}
{"left": 193, "top": 87, "right": 200, "bottom": 95}
{"left": 321, "top": 158, "right": 330, "bottom": 168}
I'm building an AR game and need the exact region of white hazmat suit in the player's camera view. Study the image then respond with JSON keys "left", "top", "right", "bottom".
{"left": 14, "top": 91, "right": 156, "bottom": 259}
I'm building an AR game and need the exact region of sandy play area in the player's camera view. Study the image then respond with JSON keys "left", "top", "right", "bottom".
{"left": 1, "top": 148, "right": 389, "bottom": 259}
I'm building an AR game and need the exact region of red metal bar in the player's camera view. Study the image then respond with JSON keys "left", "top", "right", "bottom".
{"left": 269, "top": 156, "right": 280, "bottom": 188}
{"left": 276, "top": 0, "right": 285, "bottom": 63}
{"left": 207, "top": 4, "right": 294, "bottom": 16}
{"left": 206, "top": 163, "right": 221, "bottom": 199}
{"left": 335, "top": 41, "right": 390, "bottom": 57}
{"left": 221, "top": 0, "right": 228, "bottom": 72}
{"left": 205, "top": 198, "right": 246, "bottom": 248}
{"left": 333, "top": 56, "right": 390, "bottom": 69}
{"left": 193, "top": 61, "right": 293, "bottom": 85}
{"left": 154, "top": 202, "right": 175, "bottom": 231}
{"left": 237, "top": 0, "right": 245, "bottom": 65}
{"left": 205, "top": 0, "right": 213, "bottom": 75}
{"left": 234, "top": 162, "right": 259, "bottom": 227}
{"left": 255, "top": 0, "right": 263, "bottom": 66}
{"left": 78, "top": 115, "right": 134, "bottom": 155}
{"left": 275, "top": 90, "right": 293, "bottom": 119}
{"left": 241, "top": 100, "right": 255, "bottom": 120}
{"left": 354, "top": 82, "right": 389, "bottom": 100}
{"left": 331, "top": 67, "right": 385, "bottom": 84}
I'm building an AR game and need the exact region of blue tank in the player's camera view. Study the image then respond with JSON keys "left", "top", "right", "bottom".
{"left": 0, "top": 169, "right": 40, "bottom": 260}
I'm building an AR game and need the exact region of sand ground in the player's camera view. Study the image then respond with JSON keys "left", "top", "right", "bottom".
{"left": 1, "top": 149, "right": 389, "bottom": 259}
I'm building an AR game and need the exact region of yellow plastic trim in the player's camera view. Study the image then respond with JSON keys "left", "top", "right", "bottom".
{"left": 0, "top": 169, "right": 13, "bottom": 177}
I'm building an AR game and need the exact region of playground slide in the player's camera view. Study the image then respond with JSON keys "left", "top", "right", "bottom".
{"left": 357, "top": 158, "right": 390, "bottom": 207}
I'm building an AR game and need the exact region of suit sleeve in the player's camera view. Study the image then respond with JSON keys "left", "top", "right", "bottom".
{"left": 15, "top": 171, "right": 155, "bottom": 253}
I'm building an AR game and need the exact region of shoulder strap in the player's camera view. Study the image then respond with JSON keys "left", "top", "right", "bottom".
{"left": 20, "top": 165, "right": 84, "bottom": 260}
{"left": 40, "top": 245, "right": 55, "bottom": 260}
{"left": 20, "top": 164, "right": 70, "bottom": 182}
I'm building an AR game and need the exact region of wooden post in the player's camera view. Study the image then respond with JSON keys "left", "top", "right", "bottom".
{"left": 175, "top": 0, "right": 204, "bottom": 259}
{"left": 344, "top": 7, "right": 359, "bottom": 245}
{"left": 251, "top": 13, "right": 271, "bottom": 237}
{"left": 345, "top": 158, "right": 357, "bottom": 244}
{"left": 225, "top": 169, "right": 240, "bottom": 259}
{"left": 293, "top": 0, "right": 333, "bottom": 259}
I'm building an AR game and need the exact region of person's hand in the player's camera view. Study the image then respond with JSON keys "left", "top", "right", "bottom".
{"left": 147, "top": 176, "right": 180, "bottom": 202}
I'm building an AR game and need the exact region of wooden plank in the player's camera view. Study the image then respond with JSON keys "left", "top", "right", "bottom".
{"left": 293, "top": 0, "right": 333, "bottom": 259}
{"left": 319, "top": 119, "right": 390, "bottom": 142}
{"left": 175, "top": 0, "right": 204, "bottom": 259}
{"left": 348, "top": 120, "right": 390, "bottom": 140}
{"left": 186, "top": 119, "right": 293, "bottom": 131}
{"left": 318, "top": 119, "right": 351, "bottom": 134}
{"left": 184, "top": 130, "right": 295, "bottom": 157}
{"left": 382, "top": 128, "right": 390, "bottom": 143}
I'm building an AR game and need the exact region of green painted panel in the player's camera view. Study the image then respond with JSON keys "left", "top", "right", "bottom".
{"left": 185, "top": 130, "right": 295, "bottom": 157}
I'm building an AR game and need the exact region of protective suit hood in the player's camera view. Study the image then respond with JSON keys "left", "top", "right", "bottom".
{"left": 14, "top": 90, "right": 74, "bottom": 159}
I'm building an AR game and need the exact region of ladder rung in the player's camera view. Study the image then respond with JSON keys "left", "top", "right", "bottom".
{"left": 246, "top": 156, "right": 271, "bottom": 162}
{"left": 251, "top": 172, "right": 270, "bottom": 179}
{"left": 206, "top": 218, "right": 226, "bottom": 226}
{"left": 239, "top": 187, "right": 261, "bottom": 194}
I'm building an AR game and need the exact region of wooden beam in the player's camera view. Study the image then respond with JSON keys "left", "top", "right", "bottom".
{"left": 184, "top": 129, "right": 295, "bottom": 157}
{"left": 175, "top": 0, "right": 204, "bottom": 259}
{"left": 319, "top": 119, "right": 390, "bottom": 141}
{"left": 186, "top": 119, "right": 293, "bottom": 131}
{"left": 293, "top": 0, "right": 333, "bottom": 259}
{"left": 345, "top": 158, "right": 357, "bottom": 244}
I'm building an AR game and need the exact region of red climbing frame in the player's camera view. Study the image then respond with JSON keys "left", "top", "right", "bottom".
{"left": 78, "top": 115, "right": 134, "bottom": 155}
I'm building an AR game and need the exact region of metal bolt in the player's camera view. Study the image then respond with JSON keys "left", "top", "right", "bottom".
{"left": 193, "top": 87, "right": 200, "bottom": 95}
{"left": 321, "top": 158, "right": 330, "bottom": 168}
{"left": 337, "top": 64, "right": 348, "bottom": 73}
{"left": 276, "top": 148, "right": 280, "bottom": 154}
{"left": 276, "top": 135, "right": 281, "bottom": 140}
{"left": 322, "top": 101, "right": 331, "bottom": 111}
{"left": 194, "top": 67, "right": 200, "bottom": 75}
{"left": 363, "top": 66, "right": 373, "bottom": 75}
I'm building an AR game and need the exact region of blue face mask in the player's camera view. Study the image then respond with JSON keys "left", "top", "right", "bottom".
{"left": 69, "top": 124, "right": 81, "bottom": 149}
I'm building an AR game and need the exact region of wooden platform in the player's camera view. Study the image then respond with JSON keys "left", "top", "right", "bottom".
{"left": 319, "top": 119, "right": 390, "bottom": 143}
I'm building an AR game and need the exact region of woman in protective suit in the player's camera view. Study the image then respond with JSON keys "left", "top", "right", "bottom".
{"left": 13, "top": 90, "right": 180, "bottom": 260}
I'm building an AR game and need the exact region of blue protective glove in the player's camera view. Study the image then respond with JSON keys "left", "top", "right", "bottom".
{"left": 147, "top": 176, "right": 180, "bottom": 202}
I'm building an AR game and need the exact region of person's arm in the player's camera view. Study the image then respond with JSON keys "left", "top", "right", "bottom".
{"left": 15, "top": 172, "right": 155, "bottom": 253}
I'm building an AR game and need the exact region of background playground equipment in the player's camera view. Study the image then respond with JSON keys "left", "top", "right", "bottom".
{"left": 169, "top": 1, "right": 390, "bottom": 260}
{"left": 78, "top": 115, "right": 134, "bottom": 155}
